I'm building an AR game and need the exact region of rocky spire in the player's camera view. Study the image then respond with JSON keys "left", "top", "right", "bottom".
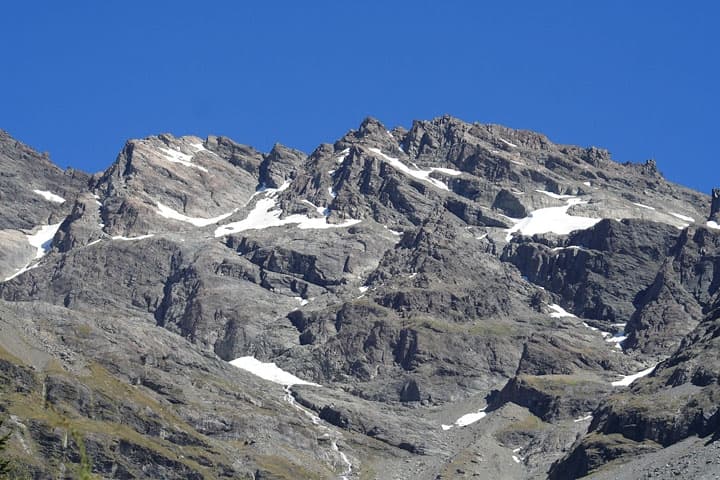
{"left": 641, "top": 158, "right": 658, "bottom": 175}
{"left": 711, "top": 188, "right": 720, "bottom": 222}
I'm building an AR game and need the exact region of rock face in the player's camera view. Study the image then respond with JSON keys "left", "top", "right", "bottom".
{"left": 710, "top": 188, "right": 720, "bottom": 222}
{"left": 0, "top": 118, "right": 718, "bottom": 480}
{"left": 503, "top": 219, "right": 681, "bottom": 325}
{"left": 0, "top": 130, "right": 90, "bottom": 279}
{"left": 550, "top": 303, "right": 720, "bottom": 479}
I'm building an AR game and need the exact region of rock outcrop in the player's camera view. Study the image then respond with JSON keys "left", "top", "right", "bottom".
{"left": 710, "top": 187, "right": 720, "bottom": 222}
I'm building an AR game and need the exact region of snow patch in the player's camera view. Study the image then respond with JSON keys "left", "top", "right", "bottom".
{"left": 551, "top": 245, "right": 587, "bottom": 252}
{"left": 583, "top": 181, "right": 591, "bottom": 187}
{"left": 670, "top": 212, "right": 694, "bottom": 223}
{"left": 215, "top": 189, "right": 360, "bottom": 237}
{"left": 4, "top": 223, "right": 63, "bottom": 281}
{"left": 383, "top": 225, "right": 403, "bottom": 236}
{"left": 632, "top": 202, "right": 655, "bottom": 210}
{"left": 368, "top": 148, "right": 460, "bottom": 191}
{"left": 158, "top": 147, "right": 208, "bottom": 172}
{"left": 112, "top": 234, "right": 155, "bottom": 241}
{"left": 33, "top": 189, "right": 65, "bottom": 203}
{"left": 611, "top": 365, "right": 656, "bottom": 387}
{"left": 442, "top": 408, "right": 487, "bottom": 430}
{"left": 505, "top": 198, "right": 601, "bottom": 241}
{"left": 605, "top": 323, "right": 627, "bottom": 349}
{"left": 573, "top": 414, "right": 593, "bottom": 423}
{"left": 455, "top": 410, "right": 487, "bottom": 427}
{"left": 230, "top": 356, "right": 320, "bottom": 386}
{"left": 335, "top": 148, "right": 350, "bottom": 164}
{"left": 582, "top": 322, "right": 599, "bottom": 332}
{"left": 293, "top": 297, "right": 309, "bottom": 306}
{"left": 499, "top": 138, "right": 517, "bottom": 148}
{"left": 4, "top": 263, "right": 40, "bottom": 281}
{"left": 156, "top": 202, "right": 235, "bottom": 227}
{"left": 548, "top": 304, "right": 576, "bottom": 318}
{"left": 28, "top": 223, "right": 62, "bottom": 259}
{"left": 536, "top": 190, "right": 575, "bottom": 200}
{"left": 707, "top": 221, "right": 720, "bottom": 230}
{"left": 302, "top": 199, "right": 330, "bottom": 217}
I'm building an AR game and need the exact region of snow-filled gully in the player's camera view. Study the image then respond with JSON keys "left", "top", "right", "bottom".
{"left": 230, "top": 357, "right": 353, "bottom": 479}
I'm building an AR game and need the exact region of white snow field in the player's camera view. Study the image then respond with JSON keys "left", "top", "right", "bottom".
{"left": 32, "top": 189, "right": 65, "bottom": 203}
{"left": 505, "top": 197, "right": 601, "bottom": 241}
{"left": 611, "top": 365, "right": 656, "bottom": 387}
{"left": 229, "top": 356, "right": 319, "bottom": 387}
{"left": 27, "top": 223, "right": 63, "bottom": 259}
{"left": 441, "top": 408, "right": 487, "bottom": 430}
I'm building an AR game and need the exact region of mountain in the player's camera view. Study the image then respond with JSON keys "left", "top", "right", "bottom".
{"left": 0, "top": 117, "right": 718, "bottom": 479}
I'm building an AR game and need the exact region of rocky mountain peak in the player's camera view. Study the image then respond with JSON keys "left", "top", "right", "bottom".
{"left": 352, "top": 116, "right": 389, "bottom": 140}
{"left": 258, "top": 143, "right": 306, "bottom": 189}
{"left": 0, "top": 119, "right": 719, "bottom": 479}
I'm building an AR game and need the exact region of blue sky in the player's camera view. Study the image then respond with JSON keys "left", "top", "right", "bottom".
{"left": 1, "top": 1, "right": 717, "bottom": 193}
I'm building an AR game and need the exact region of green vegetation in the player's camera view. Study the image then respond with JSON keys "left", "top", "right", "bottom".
{"left": 73, "top": 430, "right": 95, "bottom": 480}
{"left": 0, "top": 418, "right": 11, "bottom": 478}
{"left": 256, "top": 453, "right": 326, "bottom": 480}
{"left": 500, "top": 413, "right": 546, "bottom": 433}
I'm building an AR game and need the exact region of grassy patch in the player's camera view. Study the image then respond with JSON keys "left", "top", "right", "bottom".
{"left": 0, "top": 345, "right": 24, "bottom": 365}
{"left": 256, "top": 453, "right": 328, "bottom": 480}
{"left": 501, "top": 413, "right": 546, "bottom": 433}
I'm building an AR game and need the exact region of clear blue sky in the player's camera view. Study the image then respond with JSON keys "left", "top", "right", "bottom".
{"left": 1, "top": 1, "right": 717, "bottom": 193}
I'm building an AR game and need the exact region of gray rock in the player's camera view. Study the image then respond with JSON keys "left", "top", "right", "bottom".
{"left": 710, "top": 188, "right": 720, "bottom": 222}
